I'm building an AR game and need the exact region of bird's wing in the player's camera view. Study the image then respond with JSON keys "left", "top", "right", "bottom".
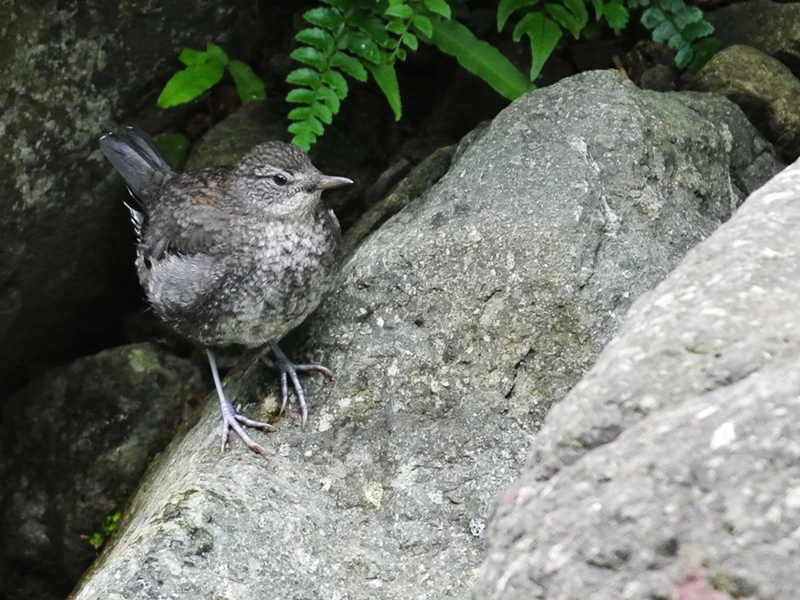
{"left": 141, "top": 167, "right": 234, "bottom": 261}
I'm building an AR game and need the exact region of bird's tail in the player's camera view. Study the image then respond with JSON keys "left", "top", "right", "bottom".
{"left": 99, "top": 127, "right": 176, "bottom": 203}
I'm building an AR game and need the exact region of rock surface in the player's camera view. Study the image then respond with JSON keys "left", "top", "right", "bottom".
{"left": 706, "top": 0, "right": 800, "bottom": 73}
{"left": 69, "top": 71, "right": 781, "bottom": 600}
{"left": 474, "top": 143, "right": 800, "bottom": 599}
{"left": 689, "top": 44, "right": 800, "bottom": 162}
{"left": 0, "top": 343, "right": 205, "bottom": 600}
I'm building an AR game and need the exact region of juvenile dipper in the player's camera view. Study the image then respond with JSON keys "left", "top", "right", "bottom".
{"left": 99, "top": 127, "right": 351, "bottom": 453}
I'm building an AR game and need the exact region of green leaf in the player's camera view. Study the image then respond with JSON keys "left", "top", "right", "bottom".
{"left": 429, "top": 18, "right": 533, "bottom": 100}
{"left": 413, "top": 14, "right": 434, "bottom": 38}
{"left": 652, "top": 19, "right": 678, "bottom": 44}
{"left": 296, "top": 28, "right": 336, "bottom": 54}
{"left": 316, "top": 84, "right": 342, "bottom": 113}
{"left": 385, "top": 3, "right": 414, "bottom": 18}
{"left": 290, "top": 46, "right": 327, "bottom": 71}
{"left": 288, "top": 117, "right": 317, "bottom": 135}
{"left": 367, "top": 62, "right": 402, "bottom": 120}
{"left": 545, "top": 3, "right": 582, "bottom": 37}
{"left": 687, "top": 36, "right": 720, "bottom": 72}
{"left": 322, "top": 69, "right": 349, "bottom": 97}
{"left": 348, "top": 33, "right": 382, "bottom": 63}
{"left": 641, "top": 7, "right": 666, "bottom": 29}
{"left": 291, "top": 133, "right": 315, "bottom": 152}
{"left": 311, "top": 101, "right": 334, "bottom": 124}
{"left": 286, "top": 88, "right": 316, "bottom": 104}
{"left": 303, "top": 6, "right": 344, "bottom": 30}
{"left": 561, "top": 0, "right": 588, "bottom": 27}
{"left": 288, "top": 106, "right": 313, "bottom": 120}
{"left": 178, "top": 43, "right": 229, "bottom": 67}
{"left": 403, "top": 32, "right": 419, "bottom": 50}
{"left": 287, "top": 68, "right": 322, "bottom": 87}
{"left": 289, "top": 120, "right": 318, "bottom": 151}
{"left": 331, "top": 51, "right": 369, "bottom": 80}
{"left": 178, "top": 47, "right": 204, "bottom": 66}
{"left": 602, "top": 1, "right": 629, "bottom": 35}
{"left": 386, "top": 19, "right": 407, "bottom": 35}
{"left": 513, "top": 12, "right": 562, "bottom": 80}
{"left": 681, "top": 19, "right": 714, "bottom": 41}
{"left": 228, "top": 60, "right": 266, "bottom": 104}
{"left": 206, "top": 43, "right": 229, "bottom": 65}
{"left": 305, "top": 115, "right": 325, "bottom": 135}
{"left": 660, "top": 0, "right": 684, "bottom": 12}
{"left": 667, "top": 31, "right": 685, "bottom": 50}
{"left": 497, "top": 0, "right": 540, "bottom": 31}
{"left": 673, "top": 5, "right": 703, "bottom": 27}
{"left": 423, "top": 0, "right": 451, "bottom": 19}
{"left": 157, "top": 62, "right": 225, "bottom": 107}
{"left": 396, "top": 47, "right": 407, "bottom": 61}
{"left": 350, "top": 12, "right": 392, "bottom": 46}
{"left": 674, "top": 44, "right": 693, "bottom": 69}
{"left": 512, "top": 11, "right": 532, "bottom": 41}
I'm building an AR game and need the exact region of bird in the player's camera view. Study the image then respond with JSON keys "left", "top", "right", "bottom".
{"left": 99, "top": 127, "right": 352, "bottom": 453}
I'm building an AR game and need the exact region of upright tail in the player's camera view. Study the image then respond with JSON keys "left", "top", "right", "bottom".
{"left": 99, "top": 127, "right": 176, "bottom": 204}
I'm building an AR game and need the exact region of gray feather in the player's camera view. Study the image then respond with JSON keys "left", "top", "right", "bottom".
{"left": 99, "top": 127, "right": 175, "bottom": 203}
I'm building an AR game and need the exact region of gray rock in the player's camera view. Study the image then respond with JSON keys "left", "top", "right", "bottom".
{"left": 0, "top": 343, "right": 205, "bottom": 600}
{"left": 689, "top": 44, "right": 800, "bottom": 161}
{"left": 706, "top": 0, "right": 800, "bottom": 74}
{"left": 184, "top": 100, "right": 291, "bottom": 170}
{"left": 0, "top": 0, "right": 258, "bottom": 388}
{"left": 474, "top": 141, "right": 800, "bottom": 598}
{"left": 70, "top": 71, "right": 781, "bottom": 600}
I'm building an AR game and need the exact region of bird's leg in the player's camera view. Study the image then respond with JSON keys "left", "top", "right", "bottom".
{"left": 206, "top": 349, "right": 273, "bottom": 453}
{"left": 261, "top": 340, "right": 333, "bottom": 427}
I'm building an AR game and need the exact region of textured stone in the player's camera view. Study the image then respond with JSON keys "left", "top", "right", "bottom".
{"left": 70, "top": 71, "right": 781, "bottom": 600}
{"left": 0, "top": 343, "right": 205, "bottom": 600}
{"left": 689, "top": 44, "right": 800, "bottom": 161}
{"left": 706, "top": 0, "right": 800, "bottom": 74}
{"left": 475, "top": 142, "right": 800, "bottom": 600}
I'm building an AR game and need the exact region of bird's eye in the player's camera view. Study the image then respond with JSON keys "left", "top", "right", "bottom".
{"left": 272, "top": 174, "right": 288, "bottom": 186}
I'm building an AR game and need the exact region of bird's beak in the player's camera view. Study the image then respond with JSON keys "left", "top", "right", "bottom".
{"left": 316, "top": 175, "right": 353, "bottom": 190}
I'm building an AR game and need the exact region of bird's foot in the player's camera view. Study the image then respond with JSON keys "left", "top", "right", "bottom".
{"left": 262, "top": 340, "right": 333, "bottom": 426}
{"left": 207, "top": 349, "right": 273, "bottom": 453}
{"left": 218, "top": 396, "right": 273, "bottom": 453}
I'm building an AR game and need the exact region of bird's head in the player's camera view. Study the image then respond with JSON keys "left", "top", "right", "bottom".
{"left": 228, "top": 141, "right": 352, "bottom": 217}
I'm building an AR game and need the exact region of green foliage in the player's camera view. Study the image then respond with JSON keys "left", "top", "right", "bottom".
{"left": 633, "top": 0, "right": 717, "bottom": 70}
{"left": 287, "top": 0, "right": 536, "bottom": 149}
{"left": 157, "top": 43, "right": 266, "bottom": 108}
{"left": 287, "top": 0, "right": 716, "bottom": 148}
{"left": 429, "top": 19, "right": 533, "bottom": 100}
{"left": 88, "top": 511, "right": 122, "bottom": 550}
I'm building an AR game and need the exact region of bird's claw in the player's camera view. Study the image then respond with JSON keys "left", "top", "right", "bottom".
{"left": 219, "top": 398, "right": 272, "bottom": 453}
{"left": 264, "top": 341, "right": 333, "bottom": 427}
{"left": 207, "top": 348, "right": 272, "bottom": 453}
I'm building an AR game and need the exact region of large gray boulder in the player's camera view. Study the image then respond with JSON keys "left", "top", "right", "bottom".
{"left": 70, "top": 71, "right": 781, "bottom": 599}
{"left": 474, "top": 125, "right": 800, "bottom": 599}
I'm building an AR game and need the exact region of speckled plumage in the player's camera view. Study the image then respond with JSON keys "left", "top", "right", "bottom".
{"left": 100, "top": 127, "right": 351, "bottom": 452}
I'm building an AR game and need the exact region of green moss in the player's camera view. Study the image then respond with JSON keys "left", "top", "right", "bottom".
{"left": 88, "top": 511, "right": 122, "bottom": 550}
{"left": 129, "top": 347, "right": 161, "bottom": 373}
